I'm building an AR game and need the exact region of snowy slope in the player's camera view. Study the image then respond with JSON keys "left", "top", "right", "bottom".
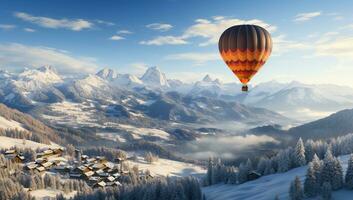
{"left": 0, "top": 136, "right": 61, "bottom": 150}
{"left": 126, "top": 156, "right": 206, "bottom": 178}
{"left": 0, "top": 116, "right": 26, "bottom": 131}
{"left": 203, "top": 155, "right": 351, "bottom": 200}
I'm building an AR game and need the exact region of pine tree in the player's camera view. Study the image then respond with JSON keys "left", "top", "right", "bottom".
{"left": 332, "top": 157, "right": 343, "bottom": 190}
{"left": 321, "top": 149, "right": 335, "bottom": 187}
{"left": 289, "top": 176, "right": 303, "bottom": 200}
{"left": 305, "top": 140, "right": 315, "bottom": 162}
{"left": 321, "top": 182, "right": 332, "bottom": 200}
{"left": 312, "top": 154, "right": 322, "bottom": 185}
{"left": 304, "top": 163, "right": 318, "bottom": 197}
{"left": 345, "top": 154, "right": 353, "bottom": 189}
{"left": 294, "top": 138, "right": 306, "bottom": 167}
{"left": 206, "top": 157, "right": 213, "bottom": 185}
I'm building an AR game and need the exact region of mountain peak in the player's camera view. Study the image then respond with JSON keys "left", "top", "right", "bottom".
{"left": 96, "top": 68, "right": 119, "bottom": 80}
{"left": 141, "top": 66, "right": 170, "bottom": 88}
{"left": 37, "top": 65, "right": 57, "bottom": 73}
{"left": 203, "top": 74, "right": 213, "bottom": 82}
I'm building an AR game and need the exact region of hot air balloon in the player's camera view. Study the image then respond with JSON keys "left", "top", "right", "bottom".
{"left": 218, "top": 24, "right": 272, "bottom": 92}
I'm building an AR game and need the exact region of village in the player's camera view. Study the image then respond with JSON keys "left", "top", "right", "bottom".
{"left": 1, "top": 147, "right": 154, "bottom": 189}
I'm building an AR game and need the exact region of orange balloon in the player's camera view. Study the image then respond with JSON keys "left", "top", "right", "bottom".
{"left": 218, "top": 25, "right": 272, "bottom": 91}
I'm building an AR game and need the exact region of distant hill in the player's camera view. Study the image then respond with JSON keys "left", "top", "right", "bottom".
{"left": 288, "top": 108, "right": 353, "bottom": 140}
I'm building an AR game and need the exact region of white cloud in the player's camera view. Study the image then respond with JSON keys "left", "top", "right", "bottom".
{"left": 141, "top": 16, "right": 276, "bottom": 46}
{"left": 294, "top": 11, "right": 321, "bottom": 22}
{"left": 165, "top": 52, "right": 219, "bottom": 65}
{"left": 316, "top": 36, "right": 353, "bottom": 58}
{"left": 0, "top": 24, "right": 16, "bottom": 30}
{"left": 183, "top": 17, "right": 277, "bottom": 46}
{"left": 95, "top": 19, "right": 115, "bottom": 26}
{"left": 14, "top": 12, "right": 93, "bottom": 31}
{"left": 109, "top": 35, "right": 125, "bottom": 41}
{"left": 0, "top": 43, "right": 98, "bottom": 74}
{"left": 272, "top": 34, "right": 310, "bottom": 56}
{"left": 128, "top": 62, "right": 148, "bottom": 76}
{"left": 140, "top": 36, "right": 187, "bottom": 45}
{"left": 146, "top": 23, "right": 173, "bottom": 31}
{"left": 24, "top": 28, "right": 36, "bottom": 32}
{"left": 117, "top": 30, "right": 132, "bottom": 34}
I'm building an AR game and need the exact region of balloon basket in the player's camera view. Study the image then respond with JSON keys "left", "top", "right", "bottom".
{"left": 242, "top": 85, "right": 248, "bottom": 92}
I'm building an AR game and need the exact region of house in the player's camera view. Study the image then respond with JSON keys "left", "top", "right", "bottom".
{"left": 13, "top": 155, "right": 25, "bottom": 163}
{"left": 106, "top": 176, "right": 115, "bottom": 182}
{"left": 24, "top": 162, "right": 37, "bottom": 171}
{"left": 92, "top": 163, "right": 106, "bottom": 171}
{"left": 72, "top": 165, "right": 90, "bottom": 174}
{"left": 53, "top": 148, "right": 64, "bottom": 156}
{"left": 81, "top": 155, "right": 88, "bottom": 161}
{"left": 4, "top": 149, "right": 16, "bottom": 155}
{"left": 35, "top": 166, "right": 46, "bottom": 173}
{"left": 41, "top": 161, "right": 53, "bottom": 169}
{"left": 248, "top": 171, "right": 261, "bottom": 181}
{"left": 83, "top": 171, "right": 95, "bottom": 180}
{"left": 88, "top": 176, "right": 101, "bottom": 185}
{"left": 93, "top": 181, "right": 106, "bottom": 188}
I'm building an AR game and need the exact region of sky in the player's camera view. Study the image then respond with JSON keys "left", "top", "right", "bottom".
{"left": 1, "top": 0, "right": 353, "bottom": 86}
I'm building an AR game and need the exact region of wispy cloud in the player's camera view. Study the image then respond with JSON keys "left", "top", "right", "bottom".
{"left": 23, "top": 28, "right": 36, "bottom": 32}
{"left": 95, "top": 19, "right": 115, "bottom": 26}
{"left": 14, "top": 12, "right": 93, "bottom": 31}
{"left": 117, "top": 29, "right": 132, "bottom": 34}
{"left": 0, "top": 24, "right": 16, "bottom": 30}
{"left": 109, "top": 35, "right": 125, "bottom": 41}
{"left": 165, "top": 52, "right": 219, "bottom": 65}
{"left": 294, "top": 11, "right": 321, "bottom": 22}
{"left": 140, "top": 36, "right": 187, "bottom": 45}
{"left": 141, "top": 16, "right": 276, "bottom": 46}
{"left": 0, "top": 43, "right": 98, "bottom": 74}
{"left": 146, "top": 23, "right": 173, "bottom": 31}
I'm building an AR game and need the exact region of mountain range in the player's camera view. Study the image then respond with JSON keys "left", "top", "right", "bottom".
{"left": 1, "top": 65, "right": 353, "bottom": 128}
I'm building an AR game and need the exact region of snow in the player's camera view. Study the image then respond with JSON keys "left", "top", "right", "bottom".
{"left": 96, "top": 68, "right": 119, "bottom": 80}
{"left": 14, "top": 66, "right": 62, "bottom": 91}
{"left": 127, "top": 156, "right": 206, "bottom": 177}
{"left": 203, "top": 155, "right": 351, "bottom": 200}
{"left": 0, "top": 116, "right": 27, "bottom": 131}
{"left": 30, "top": 189, "right": 76, "bottom": 200}
{"left": 96, "top": 132, "right": 127, "bottom": 143}
{"left": 118, "top": 124, "right": 170, "bottom": 140}
{"left": 141, "top": 66, "right": 170, "bottom": 88}
{"left": 42, "top": 101, "right": 97, "bottom": 127}
{"left": 0, "top": 136, "right": 61, "bottom": 150}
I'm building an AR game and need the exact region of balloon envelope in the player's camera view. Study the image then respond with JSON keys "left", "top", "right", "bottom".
{"left": 218, "top": 24, "right": 272, "bottom": 88}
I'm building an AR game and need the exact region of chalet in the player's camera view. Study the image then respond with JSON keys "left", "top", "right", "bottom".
{"left": 96, "top": 156, "right": 108, "bottom": 163}
{"left": 53, "top": 148, "right": 64, "bottom": 156}
{"left": 41, "top": 161, "right": 53, "bottom": 169}
{"left": 86, "top": 158, "right": 96, "bottom": 163}
{"left": 35, "top": 166, "right": 46, "bottom": 173}
{"left": 81, "top": 155, "right": 88, "bottom": 161}
{"left": 93, "top": 181, "right": 106, "bottom": 188}
{"left": 83, "top": 171, "right": 95, "bottom": 180}
{"left": 248, "top": 171, "right": 261, "bottom": 181}
{"left": 106, "top": 176, "right": 115, "bottom": 182}
{"left": 103, "top": 162, "right": 115, "bottom": 170}
{"left": 112, "top": 172, "right": 120, "bottom": 178}
{"left": 95, "top": 169, "right": 109, "bottom": 178}
{"left": 92, "top": 163, "right": 106, "bottom": 171}
{"left": 72, "top": 165, "right": 90, "bottom": 174}
{"left": 13, "top": 155, "right": 25, "bottom": 163}
{"left": 88, "top": 176, "right": 101, "bottom": 185}
{"left": 24, "top": 162, "right": 37, "bottom": 171}
{"left": 4, "top": 149, "right": 16, "bottom": 155}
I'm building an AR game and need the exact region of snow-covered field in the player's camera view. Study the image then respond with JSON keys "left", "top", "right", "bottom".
{"left": 203, "top": 155, "right": 351, "bottom": 200}
{"left": 0, "top": 136, "right": 60, "bottom": 150}
{"left": 42, "top": 101, "right": 98, "bottom": 127}
{"left": 118, "top": 124, "right": 170, "bottom": 140}
{"left": 0, "top": 116, "right": 27, "bottom": 131}
{"left": 30, "top": 189, "right": 76, "bottom": 200}
{"left": 126, "top": 156, "right": 206, "bottom": 178}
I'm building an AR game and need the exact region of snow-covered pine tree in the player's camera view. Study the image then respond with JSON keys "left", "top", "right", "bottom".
{"left": 321, "top": 182, "right": 332, "bottom": 200}
{"left": 331, "top": 157, "right": 343, "bottom": 190}
{"left": 277, "top": 149, "right": 291, "bottom": 173}
{"left": 305, "top": 139, "right": 315, "bottom": 162}
{"left": 345, "top": 154, "right": 353, "bottom": 189}
{"left": 238, "top": 162, "right": 249, "bottom": 184}
{"left": 294, "top": 138, "right": 306, "bottom": 167}
{"left": 304, "top": 163, "right": 318, "bottom": 197}
{"left": 312, "top": 154, "right": 322, "bottom": 185}
{"left": 206, "top": 157, "right": 213, "bottom": 185}
{"left": 257, "top": 157, "right": 268, "bottom": 175}
{"left": 321, "top": 149, "right": 335, "bottom": 187}
{"left": 289, "top": 176, "right": 303, "bottom": 200}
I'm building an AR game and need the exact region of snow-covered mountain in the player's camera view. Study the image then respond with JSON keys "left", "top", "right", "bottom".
{"left": 96, "top": 68, "right": 118, "bottom": 80}
{"left": 141, "top": 66, "right": 170, "bottom": 88}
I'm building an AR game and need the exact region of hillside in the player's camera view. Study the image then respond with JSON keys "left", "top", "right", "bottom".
{"left": 288, "top": 108, "right": 353, "bottom": 140}
{"left": 203, "top": 155, "right": 351, "bottom": 200}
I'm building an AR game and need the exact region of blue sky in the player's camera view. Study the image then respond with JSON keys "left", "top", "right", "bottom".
{"left": 1, "top": 0, "right": 353, "bottom": 86}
